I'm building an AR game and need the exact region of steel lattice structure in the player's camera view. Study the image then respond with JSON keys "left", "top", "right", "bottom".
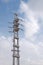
{"left": 12, "top": 14, "right": 20, "bottom": 65}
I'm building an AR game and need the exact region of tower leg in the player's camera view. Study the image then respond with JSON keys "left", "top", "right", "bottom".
{"left": 13, "top": 57, "right": 15, "bottom": 65}
{"left": 17, "top": 58, "right": 19, "bottom": 65}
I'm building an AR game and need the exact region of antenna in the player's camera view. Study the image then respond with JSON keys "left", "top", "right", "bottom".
{"left": 9, "top": 13, "right": 24, "bottom": 65}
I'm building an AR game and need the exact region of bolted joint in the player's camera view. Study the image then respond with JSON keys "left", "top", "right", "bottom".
{"left": 13, "top": 45, "right": 19, "bottom": 48}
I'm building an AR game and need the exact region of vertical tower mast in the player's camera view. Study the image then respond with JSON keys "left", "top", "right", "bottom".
{"left": 12, "top": 13, "right": 20, "bottom": 65}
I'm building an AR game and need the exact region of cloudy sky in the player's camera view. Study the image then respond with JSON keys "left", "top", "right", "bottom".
{"left": 0, "top": 0, "right": 43, "bottom": 65}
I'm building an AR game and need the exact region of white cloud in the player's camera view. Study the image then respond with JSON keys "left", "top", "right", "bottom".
{"left": 0, "top": 36, "right": 12, "bottom": 65}
{"left": 29, "top": 0, "right": 43, "bottom": 11}
{"left": 19, "top": 0, "right": 43, "bottom": 65}
{"left": 28, "top": 0, "right": 43, "bottom": 16}
{"left": 19, "top": 1, "right": 39, "bottom": 40}
{"left": 20, "top": 39, "right": 43, "bottom": 65}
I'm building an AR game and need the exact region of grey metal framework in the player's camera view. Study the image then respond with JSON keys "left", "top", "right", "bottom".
{"left": 12, "top": 14, "right": 20, "bottom": 65}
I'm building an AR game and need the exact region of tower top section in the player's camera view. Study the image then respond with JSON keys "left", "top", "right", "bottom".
{"left": 13, "top": 13, "right": 19, "bottom": 32}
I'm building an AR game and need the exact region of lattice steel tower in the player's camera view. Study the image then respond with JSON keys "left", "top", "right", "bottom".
{"left": 12, "top": 13, "right": 20, "bottom": 65}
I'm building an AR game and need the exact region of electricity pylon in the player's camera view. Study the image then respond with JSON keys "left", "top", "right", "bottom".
{"left": 9, "top": 13, "right": 23, "bottom": 65}
{"left": 12, "top": 13, "right": 20, "bottom": 65}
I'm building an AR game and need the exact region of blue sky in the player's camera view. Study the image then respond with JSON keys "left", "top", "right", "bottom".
{"left": 0, "top": 0, "right": 43, "bottom": 65}
{"left": 0, "top": 0, "right": 21, "bottom": 36}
